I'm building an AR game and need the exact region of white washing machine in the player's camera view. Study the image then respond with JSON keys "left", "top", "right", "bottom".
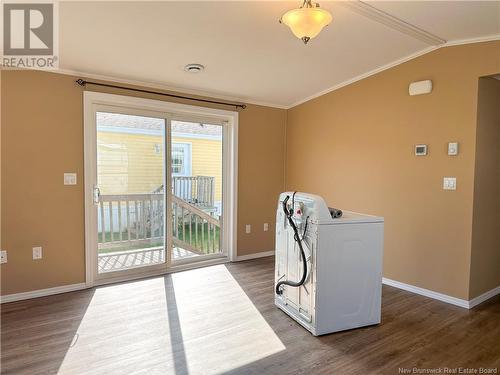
{"left": 274, "top": 192, "right": 384, "bottom": 336}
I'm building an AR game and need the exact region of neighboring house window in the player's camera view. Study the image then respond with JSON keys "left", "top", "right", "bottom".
{"left": 172, "top": 143, "right": 192, "bottom": 176}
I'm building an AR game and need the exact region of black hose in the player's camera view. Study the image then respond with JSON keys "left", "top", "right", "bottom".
{"left": 275, "top": 194, "right": 308, "bottom": 295}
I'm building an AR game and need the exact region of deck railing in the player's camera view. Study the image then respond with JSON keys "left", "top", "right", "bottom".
{"left": 98, "top": 193, "right": 164, "bottom": 248}
{"left": 155, "top": 176, "right": 215, "bottom": 208}
{"left": 171, "top": 195, "right": 220, "bottom": 255}
{"left": 98, "top": 191, "right": 220, "bottom": 256}
{"left": 173, "top": 176, "right": 215, "bottom": 207}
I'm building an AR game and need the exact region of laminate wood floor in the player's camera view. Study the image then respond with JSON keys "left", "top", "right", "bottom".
{"left": 1, "top": 257, "right": 499, "bottom": 375}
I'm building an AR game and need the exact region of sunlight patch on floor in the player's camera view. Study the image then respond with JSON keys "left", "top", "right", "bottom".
{"left": 58, "top": 265, "right": 284, "bottom": 374}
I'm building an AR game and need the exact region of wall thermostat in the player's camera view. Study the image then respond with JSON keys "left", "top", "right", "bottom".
{"left": 415, "top": 144, "right": 428, "bottom": 156}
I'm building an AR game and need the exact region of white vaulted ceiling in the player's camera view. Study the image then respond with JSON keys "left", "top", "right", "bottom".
{"left": 58, "top": 1, "right": 500, "bottom": 108}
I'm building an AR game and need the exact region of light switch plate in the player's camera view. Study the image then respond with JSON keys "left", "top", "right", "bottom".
{"left": 0, "top": 250, "right": 7, "bottom": 264}
{"left": 443, "top": 177, "right": 457, "bottom": 190}
{"left": 64, "top": 173, "right": 77, "bottom": 185}
{"left": 33, "top": 246, "right": 43, "bottom": 260}
{"left": 448, "top": 142, "right": 458, "bottom": 156}
{"left": 263, "top": 223, "right": 269, "bottom": 232}
{"left": 245, "top": 224, "right": 251, "bottom": 234}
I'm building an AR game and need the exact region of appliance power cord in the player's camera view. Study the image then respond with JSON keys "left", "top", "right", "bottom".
{"left": 275, "top": 193, "right": 308, "bottom": 295}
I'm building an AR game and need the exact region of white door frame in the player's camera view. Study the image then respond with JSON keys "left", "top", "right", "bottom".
{"left": 83, "top": 91, "right": 238, "bottom": 287}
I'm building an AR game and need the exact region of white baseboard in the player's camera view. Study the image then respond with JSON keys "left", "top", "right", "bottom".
{"left": 0, "top": 253, "right": 274, "bottom": 303}
{"left": 0, "top": 283, "right": 87, "bottom": 304}
{"left": 1, "top": 268, "right": 497, "bottom": 309}
{"left": 383, "top": 278, "right": 500, "bottom": 309}
{"left": 235, "top": 250, "right": 274, "bottom": 262}
{"left": 382, "top": 277, "right": 470, "bottom": 308}
{"left": 468, "top": 285, "right": 500, "bottom": 309}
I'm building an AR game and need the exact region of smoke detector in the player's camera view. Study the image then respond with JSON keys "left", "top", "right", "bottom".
{"left": 184, "top": 63, "right": 205, "bottom": 73}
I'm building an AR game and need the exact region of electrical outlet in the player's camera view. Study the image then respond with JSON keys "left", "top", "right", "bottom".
{"left": 0, "top": 250, "right": 7, "bottom": 264}
{"left": 263, "top": 223, "right": 269, "bottom": 232}
{"left": 245, "top": 224, "right": 251, "bottom": 234}
{"left": 33, "top": 246, "right": 43, "bottom": 260}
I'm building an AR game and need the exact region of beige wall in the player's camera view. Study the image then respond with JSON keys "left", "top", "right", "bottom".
{"left": 286, "top": 41, "right": 500, "bottom": 300}
{"left": 1, "top": 70, "right": 286, "bottom": 295}
{"left": 236, "top": 104, "right": 287, "bottom": 255}
{"left": 1, "top": 71, "right": 85, "bottom": 295}
{"left": 469, "top": 77, "right": 500, "bottom": 299}
{"left": 2, "top": 42, "right": 498, "bottom": 299}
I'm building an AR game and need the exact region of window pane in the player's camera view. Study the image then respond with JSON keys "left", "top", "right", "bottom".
{"left": 171, "top": 143, "right": 186, "bottom": 175}
{"left": 96, "top": 111, "right": 166, "bottom": 273}
{"left": 171, "top": 120, "right": 223, "bottom": 261}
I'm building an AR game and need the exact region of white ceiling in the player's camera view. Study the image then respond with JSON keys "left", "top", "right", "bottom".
{"left": 370, "top": 1, "right": 500, "bottom": 41}
{"left": 59, "top": 1, "right": 500, "bottom": 108}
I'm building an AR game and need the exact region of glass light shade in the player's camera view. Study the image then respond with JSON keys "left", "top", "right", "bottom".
{"left": 281, "top": 7, "right": 332, "bottom": 42}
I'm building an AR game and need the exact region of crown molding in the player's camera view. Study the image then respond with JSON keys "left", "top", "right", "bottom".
{"left": 444, "top": 33, "right": 500, "bottom": 47}
{"left": 288, "top": 44, "right": 440, "bottom": 108}
{"left": 3, "top": 36, "right": 498, "bottom": 111}
{"left": 288, "top": 35, "right": 500, "bottom": 109}
{"left": 340, "top": 1, "right": 446, "bottom": 46}
{"left": 50, "top": 68, "right": 290, "bottom": 110}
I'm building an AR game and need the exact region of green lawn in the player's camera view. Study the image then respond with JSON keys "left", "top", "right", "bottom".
{"left": 98, "top": 222, "right": 220, "bottom": 254}
{"left": 177, "top": 222, "right": 220, "bottom": 253}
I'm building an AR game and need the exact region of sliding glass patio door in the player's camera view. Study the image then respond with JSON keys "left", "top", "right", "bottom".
{"left": 95, "top": 110, "right": 167, "bottom": 276}
{"left": 170, "top": 119, "right": 223, "bottom": 263}
{"left": 84, "top": 96, "right": 231, "bottom": 285}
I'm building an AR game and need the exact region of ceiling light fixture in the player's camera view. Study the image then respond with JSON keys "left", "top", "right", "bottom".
{"left": 280, "top": 0, "right": 332, "bottom": 44}
{"left": 184, "top": 63, "right": 205, "bottom": 73}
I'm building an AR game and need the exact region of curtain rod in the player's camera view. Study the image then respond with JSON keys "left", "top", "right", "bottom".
{"left": 75, "top": 79, "right": 247, "bottom": 109}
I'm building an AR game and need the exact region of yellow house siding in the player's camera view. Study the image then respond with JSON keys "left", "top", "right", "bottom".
{"left": 97, "top": 131, "right": 222, "bottom": 203}
{"left": 97, "top": 132, "right": 164, "bottom": 194}
{"left": 173, "top": 136, "right": 222, "bottom": 202}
